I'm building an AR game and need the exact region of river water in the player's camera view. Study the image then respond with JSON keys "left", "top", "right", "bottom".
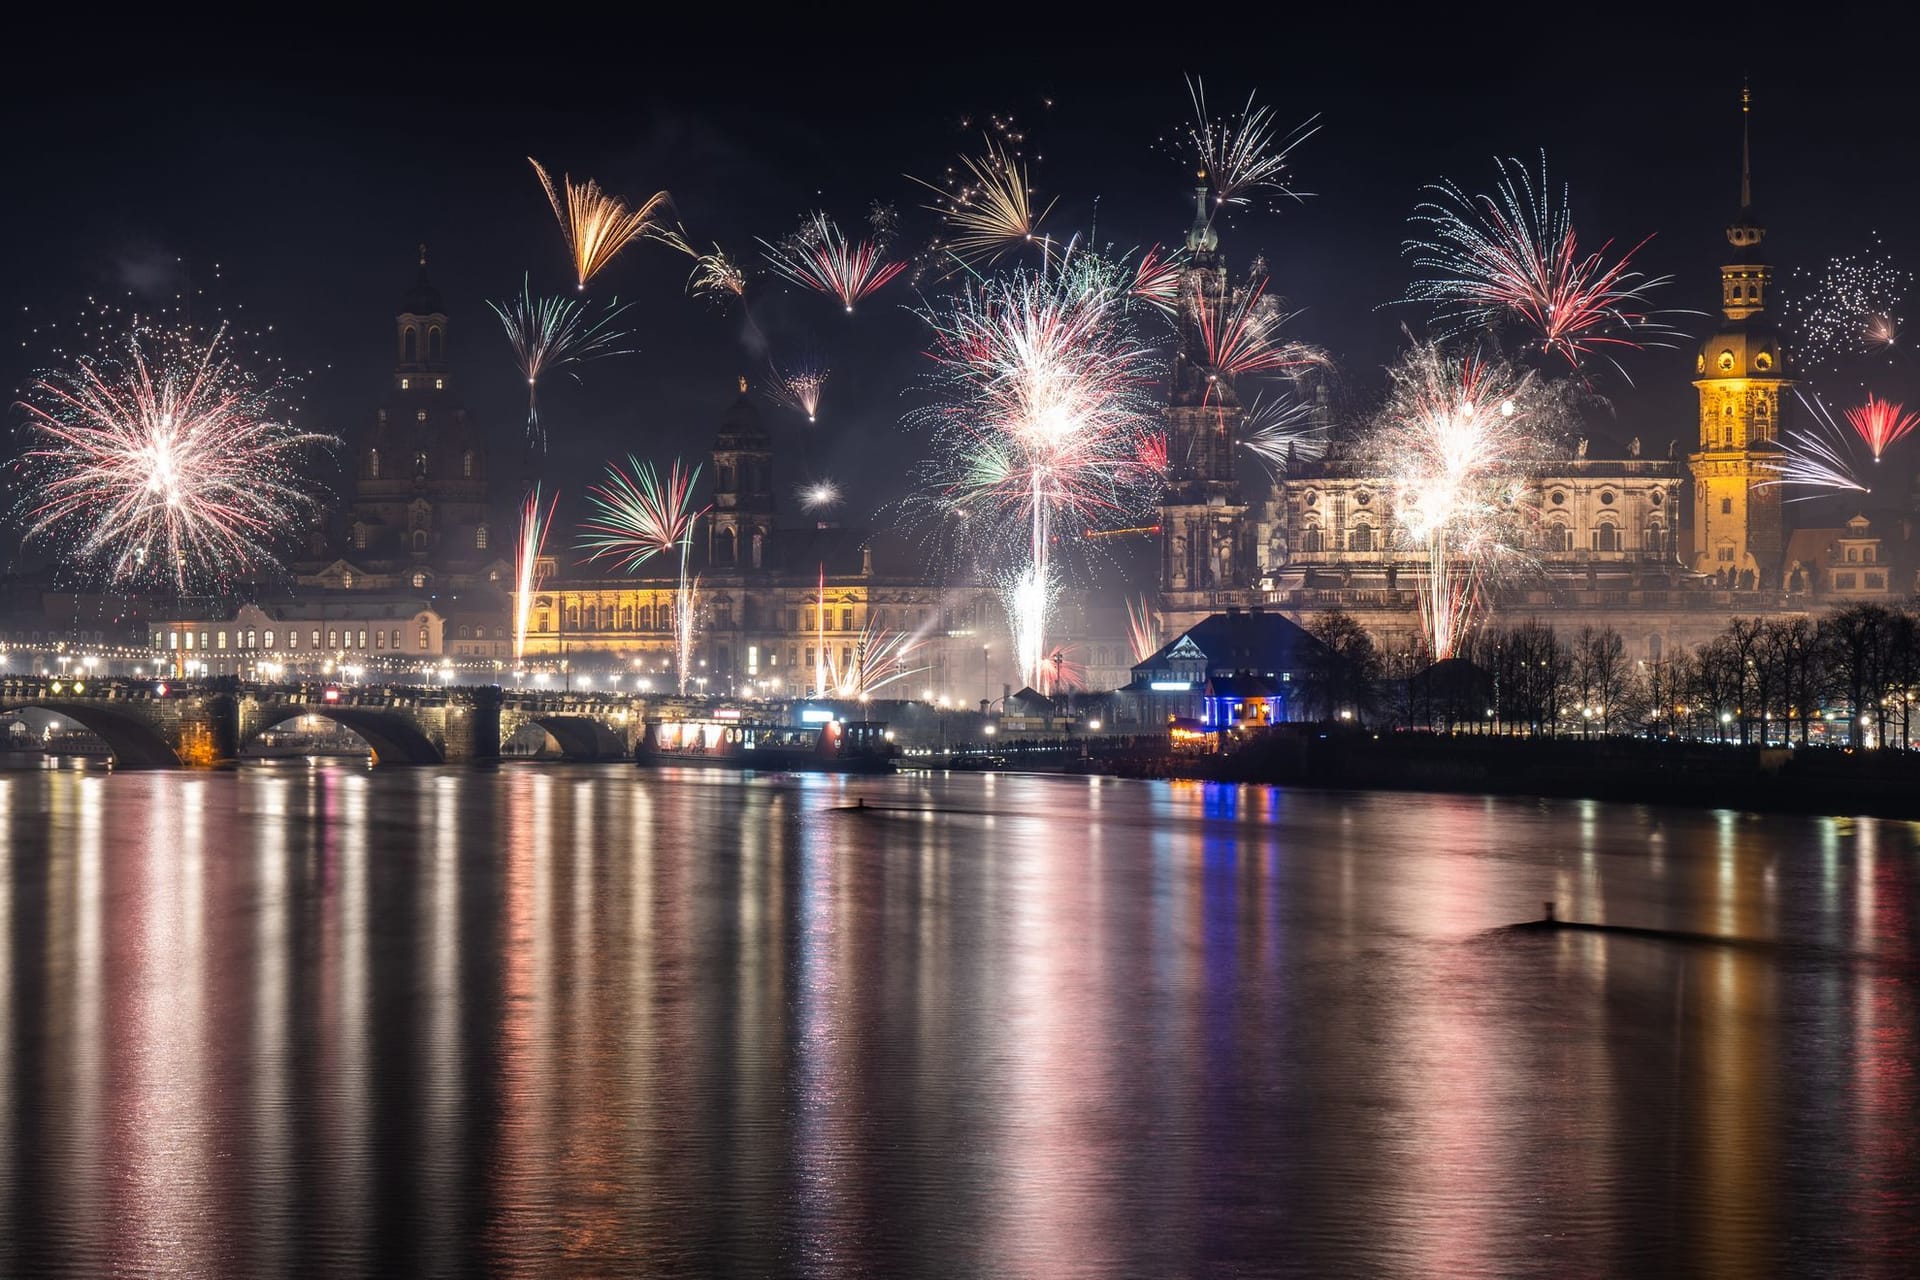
{"left": 0, "top": 762, "right": 1916, "bottom": 1277}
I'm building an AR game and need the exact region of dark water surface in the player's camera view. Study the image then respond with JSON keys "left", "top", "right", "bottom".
{"left": 2, "top": 763, "right": 1917, "bottom": 1277}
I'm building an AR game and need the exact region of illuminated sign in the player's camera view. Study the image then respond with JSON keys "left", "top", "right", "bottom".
{"left": 1150, "top": 680, "right": 1193, "bottom": 692}
{"left": 322, "top": 687, "right": 341, "bottom": 703}
{"left": 799, "top": 708, "right": 835, "bottom": 724}
{"left": 714, "top": 708, "right": 742, "bottom": 721}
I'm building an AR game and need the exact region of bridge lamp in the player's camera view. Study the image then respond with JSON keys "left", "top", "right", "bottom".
{"left": 1089, "top": 719, "right": 1102, "bottom": 731}
{"left": 83, "top": 656, "right": 97, "bottom": 675}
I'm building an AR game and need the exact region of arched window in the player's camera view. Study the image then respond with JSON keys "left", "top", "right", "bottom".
{"left": 414, "top": 451, "right": 428, "bottom": 478}
{"left": 462, "top": 450, "right": 474, "bottom": 478}
{"left": 1646, "top": 523, "right": 1665, "bottom": 555}
{"left": 412, "top": 530, "right": 427, "bottom": 552}
{"left": 1548, "top": 523, "right": 1573, "bottom": 553}
{"left": 751, "top": 528, "right": 765, "bottom": 568}
{"left": 1348, "top": 523, "right": 1374, "bottom": 552}
{"left": 403, "top": 327, "right": 417, "bottom": 363}
{"left": 353, "top": 525, "right": 368, "bottom": 550}
{"left": 368, "top": 449, "right": 380, "bottom": 479}
{"left": 716, "top": 527, "right": 737, "bottom": 564}
{"left": 412, "top": 571, "right": 427, "bottom": 588}
{"left": 1300, "top": 526, "right": 1324, "bottom": 553}
{"left": 585, "top": 605, "right": 599, "bottom": 630}
{"left": 1594, "top": 523, "right": 1620, "bottom": 553}
{"left": 475, "top": 525, "right": 488, "bottom": 550}
{"left": 621, "top": 607, "right": 633, "bottom": 630}
{"left": 342, "top": 572, "right": 354, "bottom": 589}
{"left": 428, "top": 327, "right": 443, "bottom": 361}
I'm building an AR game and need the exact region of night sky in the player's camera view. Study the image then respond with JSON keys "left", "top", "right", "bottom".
{"left": 5, "top": 39, "right": 1914, "bottom": 578}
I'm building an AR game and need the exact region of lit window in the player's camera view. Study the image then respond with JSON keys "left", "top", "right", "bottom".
{"left": 475, "top": 525, "right": 488, "bottom": 550}
{"left": 435, "top": 378, "right": 444, "bottom": 390}
{"left": 264, "top": 630, "right": 274, "bottom": 648}
{"left": 419, "top": 626, "right": 429, "bottom": 649}
{"left": 412, "top": 572, "right": 426, "bottom": 588}
{"left": 416, "top": 411, "right": 427, "bottom": 423}
{"left": 400, "top": 378, "right": 410, "bottom": 390}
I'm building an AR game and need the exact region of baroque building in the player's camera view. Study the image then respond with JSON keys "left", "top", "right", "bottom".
{"left": 1155, "top": 88, "right": 1842, "bottom": 665}
{"left": 298, "top": 248, "right": 511, "bottom": 596}
{"left": 518, "top": 382, "right": 1042, "bottom": 704}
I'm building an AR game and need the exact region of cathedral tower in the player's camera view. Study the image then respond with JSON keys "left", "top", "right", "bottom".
{"left": 1690, "top": 86, "right": 1791, "bottom": 583}
{"left": 709, "top": 377, "right": 775, "bottom": 570}
{"left": 1159, "top": 185, "right": 1249, "bottom": 606}
{"left": 343, "top": 246, "right": 492, "bottom": 580}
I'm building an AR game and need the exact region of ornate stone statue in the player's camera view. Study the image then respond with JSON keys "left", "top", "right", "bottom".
{"left": 1628, "top": 436, "right": 1641, "bottom": 457}
{"left": 1575, "top": 438, "right": 1588, "bottom": 459}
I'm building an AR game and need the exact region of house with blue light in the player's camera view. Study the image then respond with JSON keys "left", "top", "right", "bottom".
{"left": 1117, "top": 606, "right": 1325, "bottom": 733}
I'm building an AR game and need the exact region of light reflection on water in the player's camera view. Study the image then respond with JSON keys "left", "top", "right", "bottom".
{"left": 0, "top": 764, "right": 1917, "bottom": 1277}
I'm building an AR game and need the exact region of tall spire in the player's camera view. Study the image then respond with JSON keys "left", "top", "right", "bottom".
{"left": 1740, "top": 79, "right": 1752, "bottom": 211}
{"left": 1185, "top": 181, "right": 1217, "bottom": 255}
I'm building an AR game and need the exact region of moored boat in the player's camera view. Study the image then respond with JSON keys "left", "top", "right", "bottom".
{"left": 637, "top": 715, "right": 894, "bottom": 773}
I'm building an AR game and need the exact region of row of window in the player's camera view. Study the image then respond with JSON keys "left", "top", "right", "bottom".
{"left": 1297, "top": 524, "right": 1664, "bottom": 554}
{"left": 366, "top": 450, "right": 476, "bottom": 479}
{"left": 153, "top": 626, "right": 431, "bottom": 652}
{"left": 350, "top": 527, "right": 488, "bottom": 553}
{"left": 3, "top": 630, "right": 113, "bottom": 645}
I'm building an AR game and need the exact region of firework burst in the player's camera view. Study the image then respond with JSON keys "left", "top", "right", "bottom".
{"left": 513, "top": 486, "right": 559, "bottom": 666}
{"left": 1130, "top": 245, "right": 1185, "bottom": 318}
{"left": 912, "top": 249, "right": 1161, "bottom": 690}
{"left": 16, "top": 320, "right": 333, "bottom": 589}
{"left": 771, "top": 355, "right": 829, "bottom": 422}
{"left": 1758, "top": 393, "right": 1871, "bottom": 498}
{"left": 825, "top": 622, "right": 926, "bottom": 699}
{"left": 687, "top": 244, "right": 747, "bottom": 306}
{"left": 760, "top": 212, "right": 907, "bottom": 313}
{"left": 1182, "top": 77, "right": 1319, "bottom": 214}
{"left": 529, "top": 157, "right": 672, "bottom": 290}
{"left": 912, "top": 138, "right": 1057, "bottom": 269}
{"left": 1238, "top": 390, "right": 1327, "bottom": 477}
{"left": 578, "top": 457, "right": 709, "bottom": 694}
{"left": 1192, "top": 276, "right": 1325, "bottom": 387}
{"left": 1404, "top": 153, "right": 1679, "bottom": 375}
{"left": 488, "top": 277, "right": 634, "bottom": 450}
{"left": 1365, "top": 342, "right": 1565, "bottom": 658}
{"left": 1786, "top": 236, "right": 1912, "bottom": 369}
{"left": 798, "top": 479, "right": 842, "bottom": 513}
{"left": 1844, "top": 394, "right": 1920, "bottom": 462}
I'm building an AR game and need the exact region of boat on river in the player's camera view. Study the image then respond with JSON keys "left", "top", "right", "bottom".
{"left": 637, "top": 716, "right": 894, "bottom": 773}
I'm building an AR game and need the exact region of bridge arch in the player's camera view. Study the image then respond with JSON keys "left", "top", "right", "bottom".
{"left": 0, "top": 700, "right": 183, "bottom": 768}
{"left": 243, "top": 706, "right": 445, "bottom": 765}
{"left": 516, "top": 714, "right": 631, "bottom": 762}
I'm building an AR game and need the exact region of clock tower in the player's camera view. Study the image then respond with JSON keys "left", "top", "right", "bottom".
{"left": 1690, "top": 85, "right": 1791, "bottom": 583}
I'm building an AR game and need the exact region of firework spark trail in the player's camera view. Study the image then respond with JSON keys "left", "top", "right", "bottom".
{"left": 912, "top": 251, "right": 1162, "bottom": 690}
{"left": 1184, "top": 77, "right": 1319, "bottom": 213}
{"left": 911, "top": 138, "right": 1057, "bottom": 268}
{"left": 1126, "top": 596, "right": 1162, "bottom": 664}
{"left": 1787, "top": 236, "right": 1912, "bottom": 369}
{"left": 513, "top": 486, "right": 559, "bottom": 666}
{"left": 760, "top": 212, "right": 907, "bottom": 312}
{"left": 578, "top": 457, "right": 709, "bottom": 694}
{"left": 488, "top": 277, "right": 634, "bottom": 450}
{"left": 1760, "top": 394, "right": 1871, "bottom": 497}
{"left": 16, "top": 321, "right": 333, "bottom": 590}
{"left": 1238, "top": 390, "right": 1327, "bottom": 476}
{"left": 771, "top": 357, "right": 829, "bottom": 422}
{"left": 1130, "top": 245, "right": 1185, "bottom": 317}
{"left": 1845, "top": 394, "right": 1920, "bottom": 462}
{"left": 529, "top": 157, "right": 672, "bottom": 290}
{"left": 1404, "top": 154, "right": 1679, "bottom": 374}
{"left": 1366, "top": 342, "right": 1563, "bottom": 659}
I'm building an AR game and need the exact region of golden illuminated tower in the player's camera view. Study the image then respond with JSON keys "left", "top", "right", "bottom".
{"left": 1690, "top": 84, "right": 1791, "bottom": 583}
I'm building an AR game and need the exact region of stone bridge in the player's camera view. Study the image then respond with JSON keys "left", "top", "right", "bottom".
{"left": 1, "top": 677, "right": 509, "bottom": 768}
{"left": 498, "top": 690, "right": 648, "bottom": 762}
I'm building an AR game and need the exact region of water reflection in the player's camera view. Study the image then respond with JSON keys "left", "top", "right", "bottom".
{"left": 0, "top": 764, "right": 1917, "bottom": 1276}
